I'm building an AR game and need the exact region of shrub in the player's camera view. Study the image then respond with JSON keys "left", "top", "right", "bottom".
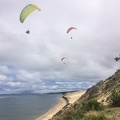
{"left": 81, "top": 99, "right": 104, "bottom": 112}
{"left": 110, "top": 88, "right": 120, "bottom": 107}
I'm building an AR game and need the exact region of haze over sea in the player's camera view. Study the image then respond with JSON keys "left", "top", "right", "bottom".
{"left": 0, "top": 94, "right": 60, "bottom": 120}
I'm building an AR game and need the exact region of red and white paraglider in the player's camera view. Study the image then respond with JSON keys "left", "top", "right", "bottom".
{"left": 67, "top": 27, "right": 77, "bottom": 39}
{"left": 61, "top": 57, "right": 67, "bottom": 64}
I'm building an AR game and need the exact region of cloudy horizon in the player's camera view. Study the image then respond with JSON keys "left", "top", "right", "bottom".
{"left": 0, "top": 0, "right": 120, "bottom": 94}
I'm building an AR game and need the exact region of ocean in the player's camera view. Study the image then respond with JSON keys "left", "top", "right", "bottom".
{"left": 0, "top": 94, "right": 61, "bottom": 120}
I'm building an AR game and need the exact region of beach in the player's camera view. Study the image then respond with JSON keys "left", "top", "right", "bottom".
{"left": 35, "top": 90, "right": 86, "bottom": 120}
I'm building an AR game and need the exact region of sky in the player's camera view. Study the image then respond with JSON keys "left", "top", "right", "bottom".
{"left": 0, "top": 0, "right": 120, "bottom": 94}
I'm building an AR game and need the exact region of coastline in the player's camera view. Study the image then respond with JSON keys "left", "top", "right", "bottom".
{"left": 35, "top": 90, "right": 86, "bottom": 120}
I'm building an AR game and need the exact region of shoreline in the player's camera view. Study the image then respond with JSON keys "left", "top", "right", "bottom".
{"left": 35, "top": 90, "right": 86, "bottom": 120}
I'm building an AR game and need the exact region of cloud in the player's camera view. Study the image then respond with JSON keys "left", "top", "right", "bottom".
{"left": 0, "top": 0, "right": 120, "bottom": 94}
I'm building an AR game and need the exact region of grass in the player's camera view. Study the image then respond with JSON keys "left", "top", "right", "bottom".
{"left": 62, "top": 99, "right": 120, "bottom": 120}
{"left": 82, "top": 113, "right": 107, "bottom": 120}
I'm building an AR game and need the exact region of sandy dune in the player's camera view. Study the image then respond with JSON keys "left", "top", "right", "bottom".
{"left": 64, "top": 90, "right": 86, "bottom": 104}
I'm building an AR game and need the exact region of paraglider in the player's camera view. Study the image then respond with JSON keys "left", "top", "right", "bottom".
{"left": 67, "top": 27, "right": 77, "bottom": 39}
{"left": 20, "top": 4, "right": 41, "bottom": 23}
{"left": 61, "top": 57, "right": 67, "bottom": 64}
{"left": 19, "top": 4, "right": 41, "bottom": 34}
{"left": 26, "top": 30, "right": 30, "bottom": 34}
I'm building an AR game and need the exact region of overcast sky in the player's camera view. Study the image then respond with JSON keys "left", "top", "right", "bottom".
{"left": 0, "top": 0, "right": 120, "bottom": 94}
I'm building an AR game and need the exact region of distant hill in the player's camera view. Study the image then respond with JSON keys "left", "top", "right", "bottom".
{"left": 51, "top": 69, "right": 120, "bottom": 120}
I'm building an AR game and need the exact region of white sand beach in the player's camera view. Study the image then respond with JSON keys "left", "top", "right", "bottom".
{"left": 35, "top": 90, "right": 86, "bottom": 120}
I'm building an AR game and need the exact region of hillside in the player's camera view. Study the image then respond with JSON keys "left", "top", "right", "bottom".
{"left": 51, "top": 70, "right": 120, "bottom": 120}
{"left": 77, "top": 69, "right": 120, "bottom": 105}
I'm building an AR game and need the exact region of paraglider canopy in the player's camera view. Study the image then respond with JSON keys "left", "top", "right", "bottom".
{"left": 61, "top": 57, "right": 66, "bottom": 61}
{"left": 67, "top": 27, "right": 77, "bottom": 33}
{"left": 20, "top": 4, "right": 41, "bottom": 23}
{"left": 61, "top": 57, "right": 67, "bottom": 64}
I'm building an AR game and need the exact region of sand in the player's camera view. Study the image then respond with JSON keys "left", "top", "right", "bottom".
{"left": 35, "top": 90, "right": 86, "bottom": 120}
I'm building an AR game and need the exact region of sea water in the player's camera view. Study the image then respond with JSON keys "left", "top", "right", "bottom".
{"left": 0, "top": 94, "right": 60, "bottom": 120}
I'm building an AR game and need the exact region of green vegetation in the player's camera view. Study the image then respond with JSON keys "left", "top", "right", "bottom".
{"left": 62, "top": 100, "right": 105, "bottom": 120}
{"left": 61, "top": 99, "right": 120, "bottom": 120}
{"left": 63, "top": 112, "right": 84, "bottom": 120}
{"left": 110, "top": 88, "right": 120, "bottom": 107}
{"left": 81, "top": 99, "right": 104, "bottom": 112}
{"left": 51, "top": 70, "right": 120, "bottom": 120}
{"left": 62, "top": 107, "right": 120, "bottom": 120}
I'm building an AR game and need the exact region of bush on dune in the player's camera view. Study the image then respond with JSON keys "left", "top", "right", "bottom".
{"left": 110, "top": 88, "right": 120, "bottom": 107}
{"left": 80, "top": 99, "right": 104, "bottom": 112}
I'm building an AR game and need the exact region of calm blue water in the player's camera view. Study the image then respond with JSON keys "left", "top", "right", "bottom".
{"left": 0, "top": 94, "right": 61, "bottom": 120}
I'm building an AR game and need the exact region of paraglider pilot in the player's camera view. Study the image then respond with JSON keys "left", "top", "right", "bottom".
{"left": 26, "top": 30, "right": 30, "bottom": 34}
